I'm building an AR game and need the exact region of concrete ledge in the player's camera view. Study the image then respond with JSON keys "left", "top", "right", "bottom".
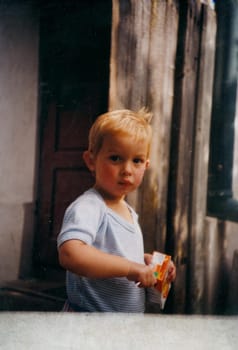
{"left": 0, "top": 313, "right": 237, "bottom": 349}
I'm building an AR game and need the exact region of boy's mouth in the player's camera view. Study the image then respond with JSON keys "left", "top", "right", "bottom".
{"left": 118, "top": 180, "right": 132, "bottom": 186}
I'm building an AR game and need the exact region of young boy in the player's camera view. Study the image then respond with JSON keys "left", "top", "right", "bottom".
{"left": 57, "top": 108, "right": 176, "bottom": 312}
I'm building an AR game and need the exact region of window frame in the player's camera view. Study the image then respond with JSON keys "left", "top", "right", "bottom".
{"left": 207, "top": 0, "right": 238, "bottom": 222}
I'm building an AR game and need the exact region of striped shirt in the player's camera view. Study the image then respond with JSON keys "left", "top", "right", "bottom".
{"left": 57, "top": 188, "right": 145, "bottom": 312}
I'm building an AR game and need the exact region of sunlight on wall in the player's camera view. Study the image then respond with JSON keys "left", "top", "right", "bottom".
{"left": 233, "top": 83, "right": 238, "bottom": 198}
{"left": 0, "top": 2, "right": 38, "bottom": 280}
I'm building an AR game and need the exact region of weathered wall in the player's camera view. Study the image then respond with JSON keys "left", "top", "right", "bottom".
{"left": 109, "top": 0, "right": 218, "bottom": 313}
{"left": 205, "top": 217, "right": 238, "bottom": 314}
{"left": 0, "top": 2, "right": 39, "bottom": 280}
{"left": 110, "top": 0, "right": 179, "bottom": 254}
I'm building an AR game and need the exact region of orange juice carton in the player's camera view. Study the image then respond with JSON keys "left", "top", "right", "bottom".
{"left": 149, "top": 251, "right": 171, "bottom": 309}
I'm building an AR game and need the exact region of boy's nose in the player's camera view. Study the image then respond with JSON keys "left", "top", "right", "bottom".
{"left": 121, "top": 161, "right": 132, "bottom": 175}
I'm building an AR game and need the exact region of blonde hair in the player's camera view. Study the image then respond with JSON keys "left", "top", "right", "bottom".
{"left": 88, "top": 108, "right": 152, "bottom": 156}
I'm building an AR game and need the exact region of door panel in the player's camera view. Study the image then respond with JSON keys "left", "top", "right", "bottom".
{"left": 37, "top": 103, "right": 95, "bottom": 267}
{"left": 35, "top": 0, "right": 111, "bottom": 270}
{"left": 56, "top": 109, "right": 91, "bottom": 150}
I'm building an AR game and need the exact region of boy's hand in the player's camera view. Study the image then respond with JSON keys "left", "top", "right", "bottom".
{"left": 144, "top": 252, "right": 176, "bottom": 283}
{"left": 126, "top": 262, "right": 157, "bottom": 288}
{"left": 167, "top": 261, "right": 176, "bottom": 283}
{"left": 144, "top": 253, "right": 153, "bottom": 266}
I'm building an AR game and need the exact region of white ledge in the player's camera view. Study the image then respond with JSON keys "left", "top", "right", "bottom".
{"left": 0, "top": 313, "right": 237, "bottom": 350}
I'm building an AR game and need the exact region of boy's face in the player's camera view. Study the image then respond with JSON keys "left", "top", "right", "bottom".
{"left": 89, "top": 133, "right": 149, "bottom": 200}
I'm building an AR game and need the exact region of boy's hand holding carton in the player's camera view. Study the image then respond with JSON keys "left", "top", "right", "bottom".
{"left": 149, "top": 251, "right": 172, "bottom": 309}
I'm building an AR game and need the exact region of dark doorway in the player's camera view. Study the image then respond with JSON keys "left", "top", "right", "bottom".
{"left": 34, "top": 0, "right": 112, "bottom": 276}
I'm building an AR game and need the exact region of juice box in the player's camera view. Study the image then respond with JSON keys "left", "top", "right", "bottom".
{"left": 150, "top": 251, "right": 171, "bottom": 309}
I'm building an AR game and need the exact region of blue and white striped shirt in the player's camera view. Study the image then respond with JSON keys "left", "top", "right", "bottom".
{"left": 57, "top": 188, "right": 145, "bottom": 312}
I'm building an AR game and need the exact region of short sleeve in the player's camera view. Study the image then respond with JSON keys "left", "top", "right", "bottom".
{"left": 57, "top": 191, "right": 105, "bottom": 248}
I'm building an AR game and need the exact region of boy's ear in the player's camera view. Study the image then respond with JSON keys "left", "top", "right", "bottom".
{"left": 145, "top": 159, "right": 150, "bottom": 169}
{"left": 83, "top": 150, "right": 95, "bottom": 172}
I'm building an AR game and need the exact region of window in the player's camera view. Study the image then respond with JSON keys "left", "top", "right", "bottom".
{"left": 207, "top": 1, "right": 238, "bottom": 222}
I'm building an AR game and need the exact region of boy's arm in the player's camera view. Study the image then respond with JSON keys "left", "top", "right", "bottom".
{"left": 58, "top": 239, "right": 156, "bottom": 287}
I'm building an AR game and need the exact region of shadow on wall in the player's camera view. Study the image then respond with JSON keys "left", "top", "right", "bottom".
{"left": 204, "top": 219, "right": 238, "bottom": 315}
{"left": 18, "top": 202, "right": 35, "bottom": 279}
{"left": 0, "top": 204, "right": 66, "bottom": 311}
{"left": 0, "top": 284, "right": 64, "bottom": 311}
{"left": 226, "top": 249, "right": 238, "bottom": 315}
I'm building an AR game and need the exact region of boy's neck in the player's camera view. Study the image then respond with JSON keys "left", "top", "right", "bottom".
{"left": 106, "top": 200, "right": 133, "bottom": 223}
{"left": 94, "top": 186, "right": 124, "bottom": 203}
{"left": 94, "top": 186, "right": 133, "bottom": 223}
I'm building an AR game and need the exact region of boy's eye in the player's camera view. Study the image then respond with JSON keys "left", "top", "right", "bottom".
{"left": 109, "top": 155, "right": 121, "bottom": 162}
{"left": 133, "top": 158, "right": 144, "bottom": 164}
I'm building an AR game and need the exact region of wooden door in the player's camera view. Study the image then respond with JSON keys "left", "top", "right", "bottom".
{"left": 35, "top": 0, "right": 111, "bottom": 271}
